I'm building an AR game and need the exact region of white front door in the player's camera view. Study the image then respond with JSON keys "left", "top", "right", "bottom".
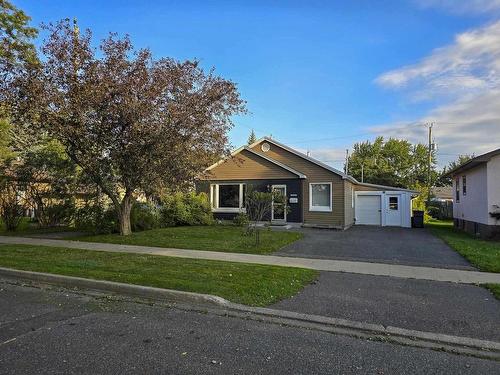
{"left": 271, "top": 185, "right": 286, "bottom": 222}
{"left": 386, "top": 194, "right": 402, "bottom": 226}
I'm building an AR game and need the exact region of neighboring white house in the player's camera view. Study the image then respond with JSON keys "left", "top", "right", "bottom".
{"left": 447, "top": 148, "right": 500, "bottom": 239}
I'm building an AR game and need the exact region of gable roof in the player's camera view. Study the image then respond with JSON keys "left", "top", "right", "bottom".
{"left": 250, "top": 136, "right": 357, "bottom": 182}
{"left": 205, "top": 136, "right": 418, "bottom": 194}
{"left": 445, "top": 147, "right": 500, "bottom": 177}
{"left": 204, "top": 145, "right": 307, "bottom": 179}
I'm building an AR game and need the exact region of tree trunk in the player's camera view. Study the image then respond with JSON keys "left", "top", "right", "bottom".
{"left": 117, "top": 193, "right": 133, "bottom": 236}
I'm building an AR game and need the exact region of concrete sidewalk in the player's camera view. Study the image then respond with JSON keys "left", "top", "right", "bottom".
{"left": 1, "top": 235, "right": 500, "bottom": 285}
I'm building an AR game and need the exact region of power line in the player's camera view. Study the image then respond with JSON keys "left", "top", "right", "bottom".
{"left": 280, "top": 121, "right": 426, "bottom": 145}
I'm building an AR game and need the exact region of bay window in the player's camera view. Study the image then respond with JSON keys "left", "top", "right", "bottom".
{"left": 309, "top": 182, "right": 332, "bottom": 212}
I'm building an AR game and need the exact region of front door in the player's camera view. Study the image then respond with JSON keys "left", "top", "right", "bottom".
{"left": 386, "top": 194, "right": 402, "bottom": 226}
{"left": 271, "top": 185, "right": 286, "bottom": 223}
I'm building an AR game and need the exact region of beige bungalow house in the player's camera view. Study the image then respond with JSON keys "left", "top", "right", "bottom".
{"left": 197, "top": 137, "right": 417, "bottom": 229}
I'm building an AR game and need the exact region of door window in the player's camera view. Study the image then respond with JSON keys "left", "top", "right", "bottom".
{"left": 272, "top": 185, "right": 286, "bottom": 221}
{"left": 389, "top": 196, "right": 398, "bottom": 210}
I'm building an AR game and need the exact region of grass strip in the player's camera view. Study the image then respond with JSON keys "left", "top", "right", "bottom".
{"left": 0, "top": 244, "right": 317, "bottom": 307}
{"left": 77, "top": 225, "right": 303, "bottom": 255}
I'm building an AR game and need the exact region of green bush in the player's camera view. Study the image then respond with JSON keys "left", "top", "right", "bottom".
{"left": 38, "top": 200, "right": 76, "bottom": 227}
{"left": 160, "top": 192, "right": 213, "bottom": 227}
{"left": 75, "top": 204, "right": 117, "bottom": 234}
{"left": 130, "top": 202, "right": 160, "bottom": 232}
{"left": 233, "top": 212, "right": 249, "bottom": 227}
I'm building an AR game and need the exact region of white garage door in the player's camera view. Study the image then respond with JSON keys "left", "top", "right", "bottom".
{"left": 356, "top": 195, "right": 381, "bottom": 225}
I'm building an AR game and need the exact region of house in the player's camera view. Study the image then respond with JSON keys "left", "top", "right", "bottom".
{"left": 197, "top": 137, "right": 417, "bottom": 229}
{"left": 431, "top": 186, "right": 453, "bottom": 202}
{"left": 446, "top": 147, "right": 500, "bottom": 239}
{"left": 429, "top": 186, "right": 453, "bottom": 219}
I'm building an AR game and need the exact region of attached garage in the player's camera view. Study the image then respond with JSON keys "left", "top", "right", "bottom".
{"left": 355, "top": 190, "right": 414, "bottom": 228}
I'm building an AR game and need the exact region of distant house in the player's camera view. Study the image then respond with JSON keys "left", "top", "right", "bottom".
{"left": 431, "top": 186, "right": 453, "bottom": 202}
{"left": 446, "top": 148, "right": 500, "bottom": 239}
{"left": 430, "top": 186, "right": 453, "bottom": 220}
{"left": 197, "top": 137, "right": 418, "bottom": 229}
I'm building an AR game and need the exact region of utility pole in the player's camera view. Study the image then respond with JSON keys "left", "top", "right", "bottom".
{"left": 427, "top": 122, "right": 434, "bottom": 206}
{"left": 361, "top": 163, "right": 364, "bottom": 183}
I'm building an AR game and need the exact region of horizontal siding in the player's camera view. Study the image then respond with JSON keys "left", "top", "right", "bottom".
{"left": 201, "top": 149, "right": 297, "bottom": 180}
{"left": 345, "top": 181, "right": 354, "bottom": 227}
{"left": 251, "top": 140, "right": 345, "bottom": 227}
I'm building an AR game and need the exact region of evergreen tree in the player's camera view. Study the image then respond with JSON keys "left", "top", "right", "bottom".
{"left": 247, "top": 129, "right": 257, "bottom": 145}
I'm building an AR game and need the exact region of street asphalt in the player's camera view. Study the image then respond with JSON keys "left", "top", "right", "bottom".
{"left": 1, "top": 280, "right": 499, "bottom": 374}
{"left": 272, "top": 271, "right": 500, "bottom": 341}
{"left": 277, "top": 226, "right": 475, "bottom": 269}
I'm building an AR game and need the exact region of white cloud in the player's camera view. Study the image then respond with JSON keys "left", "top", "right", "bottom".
{"left": 414, "top": 0, "right": 500, "bottom": 14}
{"left": 376, "top": 21, "right": 500, "bottom": 99}
{"left": 375, "top": 20, "right": 500, "bottom": 166}
{"left": 295, "top": 146, "right": 347, "bottom": 170}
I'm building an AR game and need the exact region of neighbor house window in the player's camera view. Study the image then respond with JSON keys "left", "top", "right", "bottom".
{"left": 455, "top": 178, "right": 460, "bottom": 202}
{"left": 309, "top": 182, "right": 332, "bottom": 212}
{"left": 462, "top": 175, "right": 466, "bottom": 196}
{"left": 210, "top": 183, "right": 246, "bottom": 212}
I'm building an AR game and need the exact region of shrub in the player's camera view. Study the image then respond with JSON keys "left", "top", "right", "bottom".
{"left": 233, "top": 212, "right": 249, "bottom": 227}
{"left": 75, "top": 204, "right": 117, "bottom": 234}
{"left": 37, "top": 200, "right": 76, "bottom": 227}
{"left": 130, "top": 202, "right": 160, "bottom": 232}
{"left": 160, "top": 192, "right": 213, "bottom": 227}
{"left": 0, "top": 181, "right": 24, "bottom": 231}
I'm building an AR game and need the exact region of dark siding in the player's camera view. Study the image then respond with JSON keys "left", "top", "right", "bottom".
{"left": 196, "top": 179, "right": 303, "bottom": 223}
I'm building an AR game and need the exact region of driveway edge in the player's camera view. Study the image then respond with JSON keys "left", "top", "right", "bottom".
{"left": 1, "top": 266, "right": 499, "bottom": 361}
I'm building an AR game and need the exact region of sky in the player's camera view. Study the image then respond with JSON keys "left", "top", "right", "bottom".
{"left": 17, "top": 0, "right": 500, "bottom": 169}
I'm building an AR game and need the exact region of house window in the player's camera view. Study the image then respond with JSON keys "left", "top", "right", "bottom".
{"left": 219, "top": 185, "right": 239, "bottom": 208}
{"left": 455, "top": 178, "right": 460, "bottom": 202}
{"left": 210, "top": 183, "right": 246, "bottom": 212}
{"left": 389, "top": 196, "right": 398, "bottom": 210}
{"left": 309, "top": 182, "right": 332, "bottom": 212}
{"left": 462, "top": 175, "right": 466, "bottom": 196}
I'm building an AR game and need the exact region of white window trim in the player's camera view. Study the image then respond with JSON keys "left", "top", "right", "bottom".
{"left": 309, "top": 182, "right": 333, "bottom": 212}
{"left": 210, "top": 183, "right": 246, "bottom": 213}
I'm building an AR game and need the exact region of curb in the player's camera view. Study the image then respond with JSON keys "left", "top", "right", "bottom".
{"left": 0, "top": 267, "right": 226, "bottom": 307}
{"left": 1, "top": 267, "right": 499, "bottom": 361}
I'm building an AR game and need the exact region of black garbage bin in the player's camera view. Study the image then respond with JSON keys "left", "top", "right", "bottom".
{"left": 412, "top": 210, "right": 424, "bottom": 228}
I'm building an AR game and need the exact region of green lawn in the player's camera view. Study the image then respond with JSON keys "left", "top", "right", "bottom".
{"left": 0, "top": 244, "right": 317, "bottom": 306}
{"left": 426, "top": 220, "right": 500, "bottom": 273}
{"left": 77, "top": 225, "right": 303, "bottom": 254}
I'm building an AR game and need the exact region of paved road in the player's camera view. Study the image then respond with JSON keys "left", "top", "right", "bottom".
{"left": 277, "top": 226, "right": 474, "bottom": 269}
{"left": 1, "top": 281, "right": 499, "bottom": 374}
{"left": 2, "top": 236, "right": 500, "bottom": 284}
{"left": 272, "top": 271, "right": 500, "bottom": 341}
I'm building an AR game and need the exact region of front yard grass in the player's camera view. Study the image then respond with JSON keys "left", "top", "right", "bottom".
{"left": 77, "top": 225, "right": 303, "bottom": 254}
{"left": 0, "top": 244, "right": 317, "bottom": 306}
{"left": 426, "top": 220, "right": 500, "bottom": 273}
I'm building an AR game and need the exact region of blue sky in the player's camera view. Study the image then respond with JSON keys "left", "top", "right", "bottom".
{"left": 17, "top": 0, "right": 500, "bottom": 168}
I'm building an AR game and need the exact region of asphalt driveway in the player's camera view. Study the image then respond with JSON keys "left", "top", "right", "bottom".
{"left": 277, "top": 226, "right": 474, "bottom": 269}
{"left": 271, "top": 271, "right": 500, "bottom": 341}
